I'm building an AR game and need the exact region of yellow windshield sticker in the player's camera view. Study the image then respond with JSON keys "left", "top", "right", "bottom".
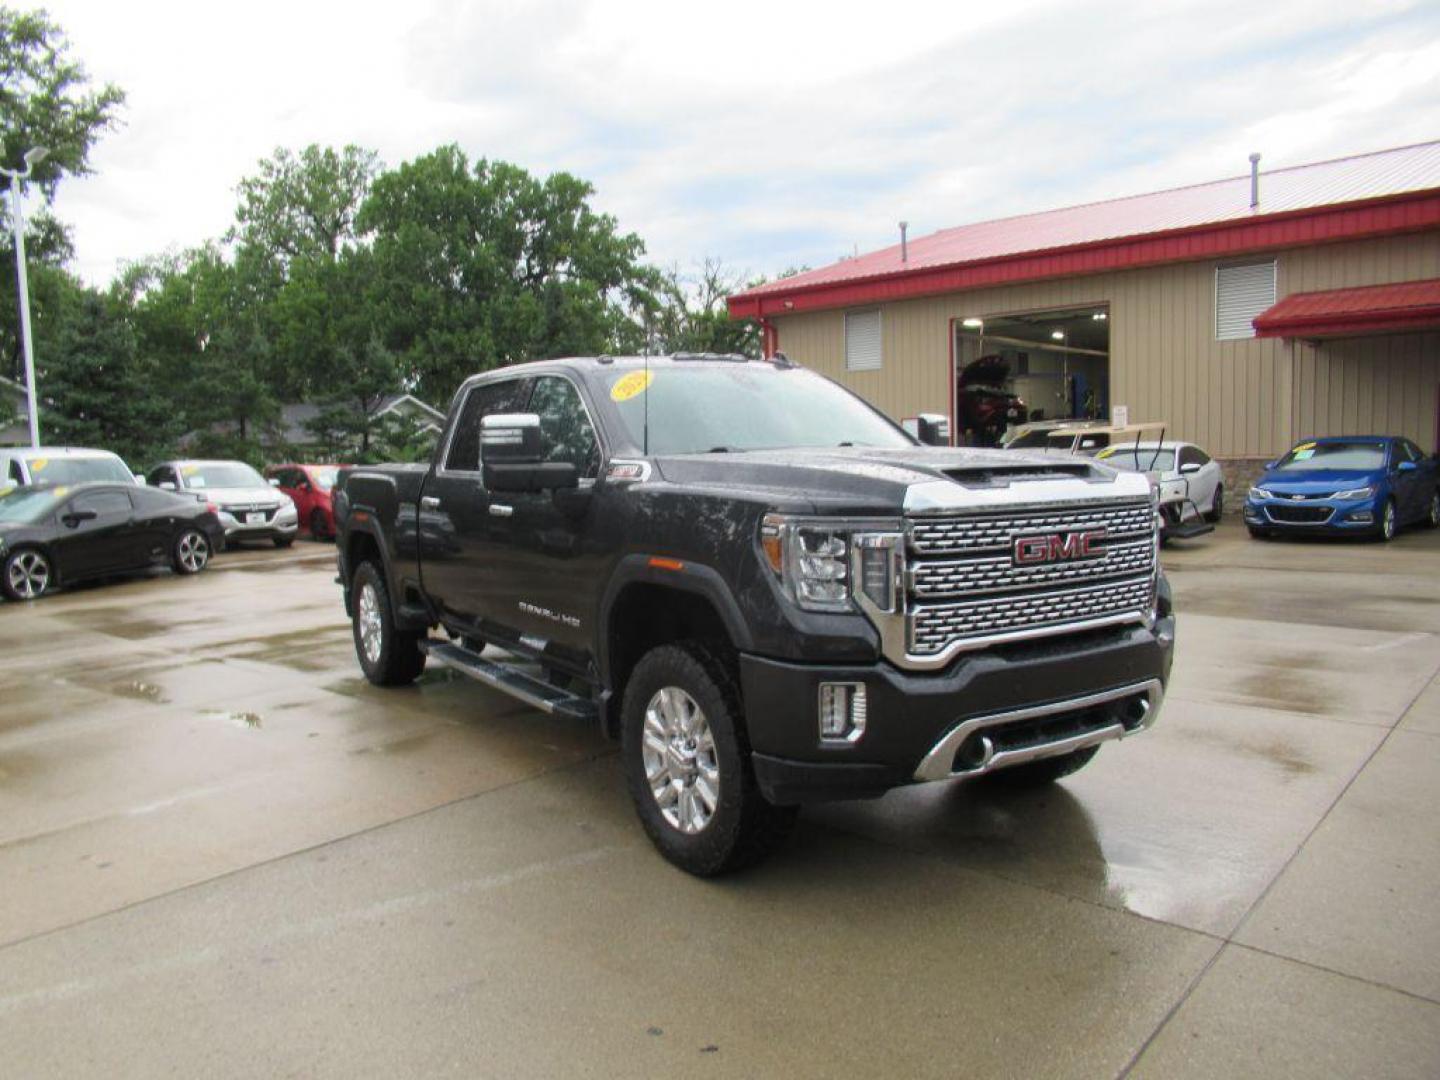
{"left": 1293, "top": 441, "right": 1316, "bottom": 453}
{"left": 610, "top": 370, "right": 654, "bottom": 402}
{"left": 54, "top": 486, "right": 69, "bottom": 498}
{"left": 182, "top": 464, "right": 199, "bottom": 475}
{"left": 1096, "top": 447, "right": 1116, "bottom": 459}
{"left": 30, "top": 457, "right": 48, "bottom": 472}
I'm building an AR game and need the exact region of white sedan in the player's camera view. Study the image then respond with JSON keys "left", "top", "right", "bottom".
{"left": 1095, "top": 441, "right": 1224, "bottom": 539}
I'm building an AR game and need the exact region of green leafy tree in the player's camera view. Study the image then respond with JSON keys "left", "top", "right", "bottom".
{"left": 230, "top": 144, "right": 379, "bottom": 267}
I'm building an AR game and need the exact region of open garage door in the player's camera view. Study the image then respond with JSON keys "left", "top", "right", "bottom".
{"left": 954, "top": 306, "right": 1110, "bottom": 446}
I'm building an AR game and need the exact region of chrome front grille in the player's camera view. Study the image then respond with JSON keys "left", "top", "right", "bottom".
{"left": 910, "top": 578, "right": 1155, "bottom": 656}
{"left": 903, "top": 498, "right": 1156, "bottom": 660}
{"left": 910, "top": 501, "right": 1154, "bottom": 555}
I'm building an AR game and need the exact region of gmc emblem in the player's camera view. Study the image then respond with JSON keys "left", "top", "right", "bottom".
{"left": 1013, "top": 530, "right": 1107, "bottom": 566}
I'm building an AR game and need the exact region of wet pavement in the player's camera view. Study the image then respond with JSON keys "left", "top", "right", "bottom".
{"left": 1, "top": 524, "right": 1438, "bottom": 1077}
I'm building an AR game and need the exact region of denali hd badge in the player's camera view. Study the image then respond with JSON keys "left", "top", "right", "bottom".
{"left": 1013, "top": 530, "right": 1107, "bottom": 566}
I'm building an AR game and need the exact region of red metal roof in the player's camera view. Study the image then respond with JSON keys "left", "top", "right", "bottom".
{"left": 1253, "top": 277, "right": 1440, "bottom": 339}
{"left": 729, "top": 141, "right": 1440, "bottom": 320}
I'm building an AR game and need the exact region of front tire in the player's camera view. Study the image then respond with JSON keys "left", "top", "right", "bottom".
{"left": 983, "top": 746, "right": 1099, "bottom": 789}
{"left": 310, "top": 508, "right": 331, "bottom": 541}
{"left": 621, "top": 642, "right": 797, "bottom": 876}
{"left": 351, "top": 560, "right": 426, "bottom": 686}
{"left": 1205, "top": 484, "right": 1224, "bottom": 524}
{"left": 1377, "top": 498, "right": 1398, "bottom": 542}
{"left": 3, "top": 547, "right": 52, "bottom": 601}
{"left": 1425, "top": 491, "right": 1439, "bottom": 529}
{"left": 172, "top": 528, "right": 210, "bottom": 575}
{"left": 273, "top": 535, "right": 295, "bottom": 549}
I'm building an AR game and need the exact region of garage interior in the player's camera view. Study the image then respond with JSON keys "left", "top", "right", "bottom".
{"left": 955, "top": 306, "right": 1111, "bottom": 445}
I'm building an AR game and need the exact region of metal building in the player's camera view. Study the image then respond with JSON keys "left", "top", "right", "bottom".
{"left": 727, "top": 141, "right": 1440, "bottom": 479}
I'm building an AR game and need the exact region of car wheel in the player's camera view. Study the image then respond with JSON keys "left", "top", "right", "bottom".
{"left": 982, "top": 746, "right": 1099, "bottom": 789}
{"left": 1247, "top": 527, "right": 1271, "bottom": 540}
{"left": 2, "top": 547, "right": 52, "bottom": 601}
{"left": 1205, "top": 484, "right": 1224, "bottom": 524}
{"left": 309, "top": 508, "right": 330, "bottom": 541}
{"left": 273, "top": 536, "right": 295, "bottom": 549}
{"left": 1378, "top": 498, "right": 1398, "bottom": 542}
{"left": 1426, "top": 491, "right": 1440, "bottom": 529}
{"left": 351, "top": 560, "right": 426, "bottom": 686}
{"left": 621, "top": 642, "right": 797, "bottom": 876}
{"left": 172, "top": 528, "right": 211, "bottom": 575}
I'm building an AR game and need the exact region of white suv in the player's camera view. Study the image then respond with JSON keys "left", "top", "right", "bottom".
{"left": 1, "top": 447, "right": 141, "bottom": 489}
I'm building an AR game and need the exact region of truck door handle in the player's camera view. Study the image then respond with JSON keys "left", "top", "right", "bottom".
{"left": 421, "top": 496, "right": 441, "bottom": 510}
{"left": 489, "top": 504, "right": 514, "bottom": 518}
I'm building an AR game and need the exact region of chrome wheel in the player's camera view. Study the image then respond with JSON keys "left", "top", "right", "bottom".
{"left": 641, "top": 686, "right": 720, "bottom": 835}
{"left": 357, "top": 581, "right": 384, "bottom": 665}
{"left": 1429, "top": 493, "right": 1439, "bottom": 528}
{"left": 1382, "top": 500, "right": 1397, "bottom": 540}
{"left": 177, "top": 530, "right": 209, "bottom": 573}
{"left": 7, "top": 550, "right": 50, "bottom": 599}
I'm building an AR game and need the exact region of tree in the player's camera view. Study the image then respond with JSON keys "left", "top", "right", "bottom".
{"left": 650, "top": 258, "right": 764, "bottom": 357}
{"left": 230, "top": 144, "right": 379, "bottom": 267}
{"left": 359, "top": 146, "right": 663, "bottom": 403}
{"left": 0, "top": 6, "right": 125, "bottom": 381}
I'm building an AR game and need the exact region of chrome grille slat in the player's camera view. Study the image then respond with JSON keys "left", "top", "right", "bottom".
{"left": 909, "top": 578, "right": 1155, "bottom": 655}
{"left": 909, "top": 501, "right": 1153, "bottom": 555}
{"left": 911, "top": 537, "right": 1154, "bottom": 598}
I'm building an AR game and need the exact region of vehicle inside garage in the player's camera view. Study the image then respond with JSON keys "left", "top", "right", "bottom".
{"left": 955, "top": 306, "right": 1110, "bottom": 445}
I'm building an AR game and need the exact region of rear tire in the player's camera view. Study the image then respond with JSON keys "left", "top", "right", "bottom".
{"left": 983, "top": 746, "right": 1099, "bottom": 789}
{"left": 351, "top": 560, "right": 426, "bottom": 686}
{"left": 310, "top": 508, "right": 331, "bottom": 541}
{"left": 1425, "top": 491, "right": 1439, "bottom": 529}
{"left": 2, "top": 547, "right": 52, "bottom": 601}
{"left": 273, "top": 536, "right": 295, "bottom": 549}
{"left": 622, "top": 642, "right": 797, "bottom": 876}
{"left": 1248, "top": 527, "right": 1271, "bottom": 540}
{"left": 172, "top": 528, "right": 210, "bottom": 575}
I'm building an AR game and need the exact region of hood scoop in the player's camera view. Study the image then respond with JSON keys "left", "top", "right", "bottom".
{"left": 942, "top": 462, "right": 1095, "bottom": 488}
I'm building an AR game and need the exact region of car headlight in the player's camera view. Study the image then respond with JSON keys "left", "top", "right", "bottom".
{"left": 759, "top": 514, "right": 902, "bottom": 614}
{"left": 1248, "top": 486, "right": 1275, "bottom": 501}
{"left": 1331, "top": 486, "right": 1375, "bottom": 501}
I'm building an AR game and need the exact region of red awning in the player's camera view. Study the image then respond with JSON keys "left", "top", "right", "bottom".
{"left": 1253, "top": 278, "right": 1440, "bottom": 339}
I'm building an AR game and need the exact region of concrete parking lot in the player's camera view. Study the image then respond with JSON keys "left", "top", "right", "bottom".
{"left": 2, "top": 523, "right": 1439, "bottom": 1078}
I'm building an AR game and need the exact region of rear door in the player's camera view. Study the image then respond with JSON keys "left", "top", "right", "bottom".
{"left": 419, "top": 377, "right": 533, "bottom": 631}
{"left": 54, "top": 488, "right": 138, "bottom": 579}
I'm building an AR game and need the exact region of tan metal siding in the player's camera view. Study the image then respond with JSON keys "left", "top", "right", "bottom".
{"left": 773, "top": 230, "right": 1439, "bottom": 457}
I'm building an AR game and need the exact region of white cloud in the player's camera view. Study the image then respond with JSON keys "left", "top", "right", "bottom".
{"left": 31, "top": 0, "right": 1440, "bottom": 287}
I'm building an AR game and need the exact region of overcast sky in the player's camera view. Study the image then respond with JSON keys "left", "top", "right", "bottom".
{"left": 30, "top": 0, "right": 1440, "bottom": 288}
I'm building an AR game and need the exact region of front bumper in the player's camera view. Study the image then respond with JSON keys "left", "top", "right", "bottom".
{"left": 1243, "top": 496, "right": 1378, "bottom": 532}
{"left": 742, "top": 610, "right": 1175, "bottom": 805}
{"left": 217, "top": 510, "right": 299, "bottom": 542}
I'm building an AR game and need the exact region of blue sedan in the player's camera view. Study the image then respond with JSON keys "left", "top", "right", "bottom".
{"left": 1245, "top": 436, "right": 1439, "bottom": 541}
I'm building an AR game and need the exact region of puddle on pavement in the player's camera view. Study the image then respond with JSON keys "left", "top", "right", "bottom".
{"left": 1174, "top": 726, "right": 1316, "bottom": 778}
{"left": 1233, "top": 654, "right": 1334, "bottom": 716}
{"left": 201, "top": 710, "right": 264, "bottom": 729}
{"left": 349, "top": 731, "right": 437, "bottom": 756}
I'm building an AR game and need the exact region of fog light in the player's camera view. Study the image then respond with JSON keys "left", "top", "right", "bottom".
{"left": 818, "top": 682, "right": 867, "bottom": 745}
{"left": 1348, "top": 510, "right": 1373, "bottom": 523}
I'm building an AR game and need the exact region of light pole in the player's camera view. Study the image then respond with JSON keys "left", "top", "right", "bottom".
{"left": 1, "top": 146, "right": 50, "bottom": 449}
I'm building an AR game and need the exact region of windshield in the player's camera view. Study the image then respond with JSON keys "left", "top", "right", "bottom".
{"left": 179, "top": 462, "right": 266, "bottom": 489}
{"left": 1002, "top": 430, "right": 1053, "bottom": 449}
{"left": 1099, "top": 449, "right": 1176, "bottom": 473}
{"left": 1046, "top": 433, "right": 1110, "bottom": 454}
{"left": 0, "top": 486, "right": 68, "bottom": 524}
{"left": 605, "top": 364, "right": 913, "bottom": 454}
{"left": 24, "top": 455, "right": 132, "bottom": 485}
{"left": 1275, "top": 441, "right": 1386, "bottom": 472}
{"left": 309, "top": 467, "right": 339, "bottom": 491}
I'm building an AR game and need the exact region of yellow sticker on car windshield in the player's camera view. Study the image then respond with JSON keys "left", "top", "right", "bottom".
{"left": 610, "top": 370, "right": 654, "bottom": 402}
{"left": 30, "top": 457, "right": 48, "bottom": 472}
{"left": 54, "top": 486, "right": 69, "bottom": 498}
{"left": 1096, "top": 447, "right": 1116, "bottom": 459}
{"left": 1293, "top": 441, "right": 1316, "bottom": 453}
{"left": 182, "top": 464, "right": 199, "bottom": 475}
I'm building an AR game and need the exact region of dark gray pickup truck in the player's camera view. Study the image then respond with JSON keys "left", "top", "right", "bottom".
{"left": 335, "top": 353, "right": 1174, "bottom": 874}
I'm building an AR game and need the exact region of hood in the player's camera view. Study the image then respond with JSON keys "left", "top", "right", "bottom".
{"left": 1258, "top": 468, "right": 1380, "bottom": 494}
{"left": 653, "top": 445, "right": 1129, "bottom": 515}
{"left": 958, "top": 355, "right": 1010, "bottom": 387}
{"left": 197, "top": 485, "right": 287, "bottom": 507}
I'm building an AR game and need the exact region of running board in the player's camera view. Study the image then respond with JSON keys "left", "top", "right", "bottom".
{"left": 1166, "top": 518, "right": 1215, "bottom": 540}
{"left": 421, "top": 641, "right": 599, "bottom": 722}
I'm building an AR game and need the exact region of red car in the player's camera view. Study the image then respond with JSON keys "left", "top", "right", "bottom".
{"left": 265, "top": 464, "right": 342, "bottom": 541}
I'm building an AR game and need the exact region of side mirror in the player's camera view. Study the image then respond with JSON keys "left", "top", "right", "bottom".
{"left": 63, "top": 509, "right": 98, "bottom": 528}
{"left": 159, "top": 481, "right": 177, "bottom": 491}
{"left": 268, "top": 477, "right": 281, "bottom": 487}
{"left": 480, "top": 413, "right": 578, "bottom": 492}
{"left": 133, "top": 473, "right": 145, "bottom": 485}
{"left": 1397, "top": 460, "right": 1417, "bottom": 473}
{"left": 1263, "top": 460, "right": 1277, "bottom": 470}
{"left": 1179, "top": 462, "right": 1202, "bottom": 475}
{"left": 915, "top": 413, "right": 950, "bottom": 447}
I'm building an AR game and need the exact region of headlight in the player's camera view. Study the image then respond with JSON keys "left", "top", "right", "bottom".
{"left": 1331, "top": 486, "right": 1375, "bottom": 501}
{"left": 760, "top": 514, "right": 901, "bottom": 614}
{"left": 1248, "top": 487, "right": 1275, "bottom": 501}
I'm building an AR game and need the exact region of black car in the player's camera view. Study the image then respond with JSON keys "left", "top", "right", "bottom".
{"left": 0, "top": 482, "right": 224, "bottom": 601}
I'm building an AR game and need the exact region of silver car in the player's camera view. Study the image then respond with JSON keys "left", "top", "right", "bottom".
{"left": 146, "top": 460, "right": 299, "bottom": 547}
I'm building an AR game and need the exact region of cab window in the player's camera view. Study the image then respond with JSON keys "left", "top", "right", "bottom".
{"left": 445, "top": 379, "right": 532, "bottom": 473}
{"left": 70, "top": 490, "right": 133, "bottom": 516}
{"left": 8, "top": 459, "right": 22, "bottom": 484}
{"left": 527, "top": 376, "right": 600, "bottom": 479}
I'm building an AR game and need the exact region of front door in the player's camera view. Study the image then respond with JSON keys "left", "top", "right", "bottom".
{"left": 54, "top": 488, "right": 138, "bottom": 579}
{"left": 420, "top": 377, "right": 533, "bottom": 634}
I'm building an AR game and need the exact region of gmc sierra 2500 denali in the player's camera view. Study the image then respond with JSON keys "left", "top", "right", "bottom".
{"left": 335, "top": 353, "right": 1175, "bottom": 875}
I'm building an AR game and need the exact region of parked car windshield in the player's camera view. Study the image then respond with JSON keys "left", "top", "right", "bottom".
{"left": 1099, "top": 449, "right": 1177, "bottom": 473}
{"left": 309, "top": 467, "right": 339, "bottom": 491}
{"left": 1002, "top": 429, "right": 1054, "bottom": 449}
{"left": 23, "top": 455, "right": 132, "bottom": 485}
{"left": 0, "top": 486, "right": 68, "bottom": 523}
{"left": 1275, "top": 442, "right": 1386, "bottom": 471}
{"left": 181, "top": 463, "right": 266, "bottom": 489}
{"left": 605, "top": 364, "right": 913, "bottom": 454}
